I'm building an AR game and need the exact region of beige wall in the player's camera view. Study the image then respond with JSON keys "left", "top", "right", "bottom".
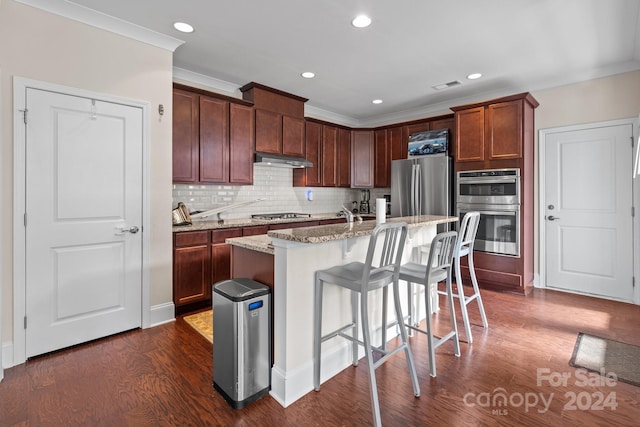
{"left": 532, "top": 70, "right": 640, "bottom": 282}
{"left": 0, "top": 1, "right": 174, "bottom": 348}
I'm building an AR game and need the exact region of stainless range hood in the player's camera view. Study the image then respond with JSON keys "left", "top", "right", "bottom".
{"left": 255, "top": 153, "right": 312, "bottom": 168}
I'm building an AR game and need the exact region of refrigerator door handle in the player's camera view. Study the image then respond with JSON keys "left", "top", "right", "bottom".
{"left": 415, "top": 163, "right": 422, "bottom": 216}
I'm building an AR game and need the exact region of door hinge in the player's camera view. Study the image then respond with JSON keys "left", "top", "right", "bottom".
{"left": 24, "top": 316, "right": 27, "bottom": 329}
{"left": 632, "top": 206, "right": 635, "bottom": 217}
{"left": 19, "top": 108, "right": 28, "bottom": 125}
{"left": 633, "top": 277, "right": 636, "bottom": 288}
{"left": 24, "top": 213, "right": 27, "bottom": 227}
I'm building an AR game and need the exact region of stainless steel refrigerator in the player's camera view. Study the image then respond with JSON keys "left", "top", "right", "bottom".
{"left": 391, "top": 154, "right": 452, "bottom": 218}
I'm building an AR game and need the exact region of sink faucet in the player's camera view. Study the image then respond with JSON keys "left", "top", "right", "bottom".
{"left": 341, "top": 205, "right": 354, "bottom": 223}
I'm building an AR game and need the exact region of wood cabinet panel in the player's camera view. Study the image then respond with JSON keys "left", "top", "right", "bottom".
{"left": 242, "top": 225, "right": 269, "bottom": 236}
{"left": 211, "top": 243, "right": 233, "bottom": 286}
{"left": 174, "top": 231, "right": 209, "bottom": 247}
{"left": 229, "top": 103, "right": 254, "bottom": 184}
{"left": 211, "top": 228, "right": 242, "bottom": 244}
{"left": 303, "top": 121, "right": 322, "bottom": 186}
{"left": 255, "top": 109, "right": 282, "bottom": 154}
{"left": 174, "top": 243, "right": 210, "bottom": 306}
{"left": 374, "top": 129, "right": 390, "bottom": 188}
{"left": 282, "top": 116, "right": 305, "bottom": 157}
{"left": 172, "top": 89, "right": 199, "bottom": 183}
{"left": 351, "top": 130, "right": 374, "bottom": 188}
{"left": 199, "top": 96, "right": 229, "bottom": 183}
{"left": 455, "top": 107, "right": 485, "bottom": 162}
{"left": 430, "top": 116, "right": 455, "bottom": 157}
{"left": 388, "top": 126, "right": 405, "bottom": 161}
{"left": 337, "top": 128, "right": 351, "bottom": 187}
{"left": 322, "top": 125, "right": 338, "bottom": 187}
{"left": 486, "top": 100, "right": 523, "bottom": 160}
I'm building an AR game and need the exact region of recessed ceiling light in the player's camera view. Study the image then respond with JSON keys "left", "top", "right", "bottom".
{"left": 372, "top": 99, "right": 383, "bottom": 104}
{"left": 173, "top": 22, "right": 194, "bottom": 33}
{"left": 352, "top": 15, "right": 372, "bottom": 28}
{"left": 467, "top": 73, "right": 482, "bottom": 80}
{"left": 301, "top": 72, "right": 315, "bottom": 79}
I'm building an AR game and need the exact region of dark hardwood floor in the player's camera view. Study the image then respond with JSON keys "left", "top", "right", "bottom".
{"left": 1, "top": 287, "right": 639, "bottom": 426}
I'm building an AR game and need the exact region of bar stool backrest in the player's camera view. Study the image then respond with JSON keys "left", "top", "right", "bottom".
{"left": 457, "top": 212, "right": 480, "bottom": 254}
{"left": 424, "top": 231, "right": 458, "bottom": 281}
{"left": 361, "top": 222, "right": 408, "bottom": 292}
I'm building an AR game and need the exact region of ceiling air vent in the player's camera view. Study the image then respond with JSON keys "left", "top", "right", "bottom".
{"left": 432, "top": 80, "right": 462, "bottom": 90}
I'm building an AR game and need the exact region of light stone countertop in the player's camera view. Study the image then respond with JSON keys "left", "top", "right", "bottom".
{"left": 172, "top": 212, "right": 348, "bottom": 233}
{"left": 267, "top": 215, "right": 457, "bottom": 244}
{"left": 226, "top": 234, "right": 274, "bottom": 255}
{"left": 224, "top": 215, "right": 457, "bottom": 253}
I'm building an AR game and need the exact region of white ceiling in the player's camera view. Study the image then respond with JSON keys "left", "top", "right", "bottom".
{"left": 32, "top": 0, "right": 640, "bottom": 126}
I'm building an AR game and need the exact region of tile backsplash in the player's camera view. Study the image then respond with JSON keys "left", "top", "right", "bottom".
{"left": 172, "top": 164, "right": 390, "bottom": 219}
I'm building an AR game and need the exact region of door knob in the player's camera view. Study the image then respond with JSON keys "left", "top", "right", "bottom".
{"left": 547, "top": 215, "right": 560, "bottom": 221}
{"left": 115, "top": 225, "right": 140, "bottom": 235}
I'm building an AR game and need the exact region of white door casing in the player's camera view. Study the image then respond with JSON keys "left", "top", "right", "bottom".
{"left": 540, "top": 120, "right": 636, "bottom": 302}
{"left": 13, "top": 77, "right": 151, "bottom": 364}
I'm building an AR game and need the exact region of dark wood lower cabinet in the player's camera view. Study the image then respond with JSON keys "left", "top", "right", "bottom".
{"left": 173, "top": 231, "right": 211, "bottom": 312}
{"left": 458, "top": 251, "right": 532, "bottom": 295}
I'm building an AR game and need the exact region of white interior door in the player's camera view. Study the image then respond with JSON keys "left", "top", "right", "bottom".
{"left": 544, "top": 123, "right": 634, "bottom": 301}
{"left": 25, "top": 88, "right": 143, "bottom": 357}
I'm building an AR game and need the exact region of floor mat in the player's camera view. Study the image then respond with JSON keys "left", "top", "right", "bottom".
{"left": 183, "top": 310, "right": 213, "bottom": 343}
{"left": 569, "top": 332, "right": 640, "bottom": 387}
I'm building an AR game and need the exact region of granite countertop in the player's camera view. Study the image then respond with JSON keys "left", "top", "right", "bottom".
{"left": 224, "top": 215, "right": 457, "bottom": 252}
{"left": 172, "top": 212, "right": 348, "bottom": 233}
{"left": 226, "top": 233, "right": 274, "bottom": 255}
{"left": 267, "top": 215, "right": 457, "bottom": 244}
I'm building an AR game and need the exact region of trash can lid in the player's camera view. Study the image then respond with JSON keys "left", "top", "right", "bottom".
{"left": 213, "top": 278, "right": 270, "bottom": 302}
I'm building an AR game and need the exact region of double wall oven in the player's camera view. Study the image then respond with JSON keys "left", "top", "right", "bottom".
{"left": 456, "top": 168, "right": 520, "bottom": 257}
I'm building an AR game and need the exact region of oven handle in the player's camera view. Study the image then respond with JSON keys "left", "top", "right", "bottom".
{"left": 458, "top": 177, "right": 518, "bottom": 185}
{"left": 457, "top": 204, "right": 519, "bottom": 214}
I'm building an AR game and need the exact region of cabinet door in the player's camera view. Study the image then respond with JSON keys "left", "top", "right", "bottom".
{"left": 172, "top": 89, "right": 199, "bottom": 183}
{"left": 374, "top": 129, "right": 390, "bottom": 188}
{"left": 304, "top": 121, "right": 322, "bottom": 186}
{"left": 174, "top": 244, "right": 210, "bottom": 306}
{"left": 486, "top": 100, "right": 523, "bottom": 160}
{"left": 322, "top": 125, "right": 338, "bottom": 187}
{"left": 229, "top": 103, "right": 254, "bottom": 184}
{"left": 455, "top": 107, "right": 485, "bottom": 162}
{"left": 211, "top": 244, "right": 232, "bottom": 285}
{"left": 255, "top": 109, "right": 282, "bottom": 154}
{"left": 337, "top": 128, "right": 351, "bottom": 187}
{"left": 388, "top": 126, "right": 405, "bottom": 161}
{"left": 351, "top": 130, "right": 374, "bottom": 188}
{"left": 199, "top": 96, "right": 229, "bottom": 183}
{"left": 282, "top": 116, "right": 305, "bottom": 157}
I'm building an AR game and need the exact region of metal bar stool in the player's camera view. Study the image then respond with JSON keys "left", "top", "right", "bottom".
{"left": 400, "top": 230, "right": 460, "bottom": 377}
{"left": 313, "top": 222, "right": 420, "bottom": 427}
{"left": 436, "top": 211, "right": 488, "bottom": 343}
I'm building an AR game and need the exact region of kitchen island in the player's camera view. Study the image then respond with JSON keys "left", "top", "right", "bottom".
{"left": 226, "top": 215, "right": 457, "bottom": 407}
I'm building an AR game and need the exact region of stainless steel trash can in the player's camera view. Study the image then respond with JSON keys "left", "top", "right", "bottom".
{"left": 213, "top": 278, "right": 271, "bottom": 409}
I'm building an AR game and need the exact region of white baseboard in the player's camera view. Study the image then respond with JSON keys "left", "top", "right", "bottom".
{"left": 148, "top": 302, "right": 175, "bottom": 328}
{"left": 2, "top": 341, "right": 14, "bottom": 369}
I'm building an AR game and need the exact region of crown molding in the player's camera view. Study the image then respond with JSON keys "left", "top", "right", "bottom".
{"left": 172, "top": 67, "right": 243, "bottom": 97}
{"left": 15, "top": 0, "right": 184, "bottom": 51}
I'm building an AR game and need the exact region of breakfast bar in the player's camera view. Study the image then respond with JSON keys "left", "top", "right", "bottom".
{"left": 226, "top": 215, "right": 457, "bottom": 407}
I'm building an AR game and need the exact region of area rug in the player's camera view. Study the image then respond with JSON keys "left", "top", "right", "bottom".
{"left": 569, "top": 332, "right": 640, "bottom": 387}
{"left": 183, "top": 310, "right": 213, "bottom": 343}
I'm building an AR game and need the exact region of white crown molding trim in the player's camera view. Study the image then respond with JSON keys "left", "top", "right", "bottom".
{"left": 172, "top": 67, "right": 242, "bottom": 97}
{"left": 304, "top": 105, "right": 359, "bottom": 128}
{"left": 15, "top": 0, "right": 184, "bottom": 51}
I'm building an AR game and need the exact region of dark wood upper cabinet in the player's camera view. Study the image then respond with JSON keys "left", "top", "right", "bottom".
{"left": 172, "top": 84, "right": 254, "bottom": 185}
{"left": 229, "top": 103, "right": 254, "bottom": 184}
{"left": 351, "top": 130, "right": 374, "bottom": 188}
{"left": 199, "top": 96, "right": 229, "bottom": 183}
{"left": 337, "top": 128, "right": 351, "bottom": 187}
{"left": 322, "top": 125, "right": 338, "bottom": 187}
{"left": 172, "top": 89, "right": 199, "bottom": 183}
{"left": 388, "top": 126, "right": 406, "bottom": 161}
{"left": 302, "top": 121, "right": 322, "bottom": 186}
{"left": 241, "top": 82, "right": 307, "bottom": 158}
{"left": 452, "top": 93, "right": 539, "bottom": 166}
{"left": 374, "top": 129, "right": 391, "bottom": 188}
{"left": 255, "top": 109, "right": 282, "bottom": 154}
{"left": 455, "top": 106, "right": 485, "bottom": 162}
{"left": 282, "top": 116, "right": 305, "bottom": 157}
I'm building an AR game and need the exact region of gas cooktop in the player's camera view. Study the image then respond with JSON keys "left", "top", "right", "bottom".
{"left": 251, "top": 213, "right": 311, "bottom": 220}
